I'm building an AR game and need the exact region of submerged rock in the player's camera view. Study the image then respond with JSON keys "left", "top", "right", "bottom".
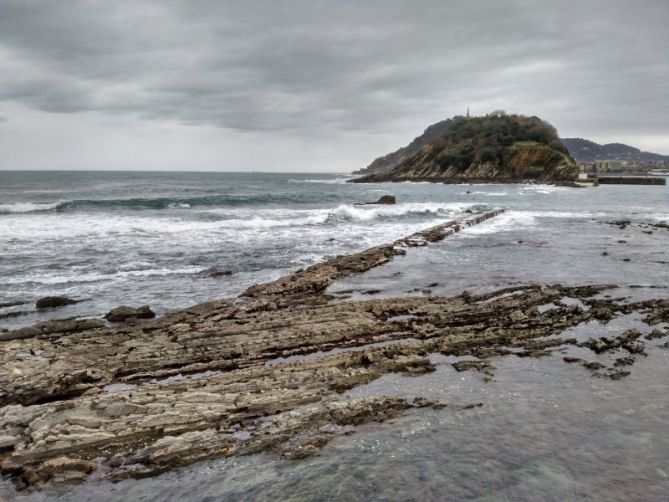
{"left": 105, "top": 305, "right": 155, "bottom": 322}
{"left": 35, "top": 296, "right": 78, "bottom": 309}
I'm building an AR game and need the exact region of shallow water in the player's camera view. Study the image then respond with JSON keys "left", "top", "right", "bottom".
{"left": 6, "top": 317, "right": 669, "bottom": 501}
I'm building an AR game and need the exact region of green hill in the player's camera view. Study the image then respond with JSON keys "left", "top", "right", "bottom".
{"left": 352, "top": 113, "right": 578, "bottom": 184}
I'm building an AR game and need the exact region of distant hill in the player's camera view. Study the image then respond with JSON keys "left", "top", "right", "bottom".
{"left": 562, "top": 138, "right": 669, "bottom": 164}
{"left": 351, "top": 113, "right": 578, "bottom": 184}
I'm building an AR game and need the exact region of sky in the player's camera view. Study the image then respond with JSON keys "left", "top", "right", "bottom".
{"left": 0, "top": 0, "right": 667, "bottom": 172}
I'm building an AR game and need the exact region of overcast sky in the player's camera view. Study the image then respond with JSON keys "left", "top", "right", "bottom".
{"left": 0, "top": 0, "right": 667, "bottom": 172}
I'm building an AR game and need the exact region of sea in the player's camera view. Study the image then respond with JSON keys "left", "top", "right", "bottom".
{"left": 1, "top": 171, "right": 668, "bottom": 501}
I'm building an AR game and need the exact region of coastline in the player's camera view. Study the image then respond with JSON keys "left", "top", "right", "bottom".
{"left": 348, "top": 175, "right": 582, "bottom": 187}
{"left": 1, "top": 208, "right": 667, "bottom": 493}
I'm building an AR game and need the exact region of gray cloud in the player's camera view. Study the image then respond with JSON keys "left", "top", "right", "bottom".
{"left": 0, "top": 0, "right": 667, "bottom": 170}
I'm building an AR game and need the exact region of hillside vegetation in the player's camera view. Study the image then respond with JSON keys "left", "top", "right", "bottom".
{"left": 352, "top": 113, "right": 578, "bottom": 184}
{"left": 562, "top": 137, "right": 669, "bottom": 163}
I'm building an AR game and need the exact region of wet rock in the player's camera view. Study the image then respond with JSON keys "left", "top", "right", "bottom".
{"left": 357, "top": 195, "right": 396, "bottom": 205}
{"left": 580, "top": 329, "right": 645, "bottom": 355}
{"left": 25, "top": 457, "right": 97, "bottom": 488}
{"left": 509, "top": 310, "right": 528, "bottom": 323}
{"left": 105, "top": 305, "right": 156, "bottom": 322}
{"left": 452, "top": 360, "right": 492, "bottom": 373}
{"left": 0, "top": 300, "right": 30, "bottom": 309}
{"left": 205, "top": 269, "right": 233, "bottom": 278}
{"left": 35, "top": 296, "right": 78, "bottom": 309}
{"left": 614, "top": 357, "right": 635, "bottom": 367}
{"left": 645, "top": 328, "right": 667, "bottom": 340}
{"left": 1, "top": 282, "right": 661, "bottom": 491}
{"left": 604, "top": 369, "right": 631, "bottom": 380}
{"left": 0, "top": 310, "right": 30, "bottom": 320}
{"left": 0, "top": 318, "right": 105, "bottom": 341}
{"left": 610, "top": 219, "right": 631, "bottom": 229}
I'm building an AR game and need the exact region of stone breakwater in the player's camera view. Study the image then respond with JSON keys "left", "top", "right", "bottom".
{"left": 0, "top": 209, "right": 667, "bottom": 492}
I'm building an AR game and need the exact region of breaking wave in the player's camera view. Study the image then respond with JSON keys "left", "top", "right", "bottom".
{"left": 203, "top": 203, "right": 483, "bottom": 230}
{"left": 0, "top": 193, "right": 344, "bottom": 214}
{"left": 0, "top": 202, "right": 63, "bottom": 214}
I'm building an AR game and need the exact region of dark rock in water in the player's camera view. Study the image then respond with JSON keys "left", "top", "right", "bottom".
{"left": 35, "top": 296, "right": 78, "bottom": 309}
{"left": 611, "top": 219, "right": 631, "bottom": 229}
{"left": 356, "top": 195, "right": 396, "bottom": 205}
{"left": 199, "top": 267, "right": 233, "bottom": 278}
{"left": 209, "top": 269, "right": 233, "bottom": 278}
{"left": 614, "top": 357, "right": 635, "bottom": 367}
{"left": 105, "top": 305, "right": 155, "bottom": 322}
{"left": 374, "top": 195, "right": 396, "bottom": 204}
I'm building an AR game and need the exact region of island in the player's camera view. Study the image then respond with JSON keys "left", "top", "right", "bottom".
{"left": 351, "top": 112, "right": 579, "bottom": 184}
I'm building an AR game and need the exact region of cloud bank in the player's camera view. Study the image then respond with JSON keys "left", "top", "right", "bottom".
{"left": 0, "top": 0, "right": 667, "bottom": 171}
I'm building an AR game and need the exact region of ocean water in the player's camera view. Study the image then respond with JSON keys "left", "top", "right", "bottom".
{"left": 1, "top": 172, "right": 666, "bottom": 328}
{"left": 1, "top": 171, "right": 668, "bottom": 501}
{"left": 1, "top": 171, "right": 481, "bottom": 328}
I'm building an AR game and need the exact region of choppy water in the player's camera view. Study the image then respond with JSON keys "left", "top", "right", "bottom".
{"left": 2, "top": 171, "right": 489, "bottom": 328}
{"left": 1, "top": 171, "right": 668, "bottom": 500}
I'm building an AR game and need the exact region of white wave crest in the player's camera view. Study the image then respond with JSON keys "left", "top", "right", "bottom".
{"left": 202, "top": 202, "right": 477, "bottom": 229}
{"left": 0, "top": 201, "right": 63, "bottom": 213}
{"left": 0, "top": 202, "right": 478, "bottom": 242}
{"left": 463, "top": 209, "right": 605, "bottom": 235}
{"left": 4, "top": 266, "right": 206, "bottom": 286}
{"left": 288, "top": 177, "right": 351, "bottom": 184}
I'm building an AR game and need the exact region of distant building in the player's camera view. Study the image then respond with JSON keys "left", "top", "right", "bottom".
{"left": 594, "top": 160, "right": 623, "bottom": 173}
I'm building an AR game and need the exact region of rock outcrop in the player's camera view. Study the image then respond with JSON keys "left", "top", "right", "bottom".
{"left": 105, "top": 305, "right": 155, "bottom": 322}
{"left": 351, "top": 113, "right": 578, "bottom": 184}
{"left": 355, "top": 195, "right": 396, "bottom": 205}
{"left": 35, "top": 297, "right": 78, "bottom": 309}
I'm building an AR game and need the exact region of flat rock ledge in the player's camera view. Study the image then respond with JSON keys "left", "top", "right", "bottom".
{"left": 1, "top": 209, "right": 667, "bottom": 492}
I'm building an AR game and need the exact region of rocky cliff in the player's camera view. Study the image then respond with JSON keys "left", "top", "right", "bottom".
{"left": 352, "top": 113, "right": 579, "bottom": 184}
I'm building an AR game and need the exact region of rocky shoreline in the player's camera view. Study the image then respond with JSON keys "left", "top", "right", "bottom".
{"left": 1, "top": 209, "right": 667, "bottom": 492}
